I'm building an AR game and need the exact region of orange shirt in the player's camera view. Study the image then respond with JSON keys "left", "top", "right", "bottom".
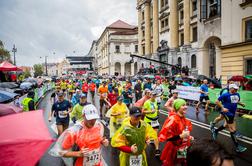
{"left": 98, "top": 86, "right": 108, "bottom": 99}
{"left": 62, "top": 121, "right": 104, "bottom": 166}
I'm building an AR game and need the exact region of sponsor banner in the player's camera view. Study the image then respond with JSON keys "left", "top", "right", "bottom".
{"left": 176, "top": 85, "right": 200, "bottom": 101}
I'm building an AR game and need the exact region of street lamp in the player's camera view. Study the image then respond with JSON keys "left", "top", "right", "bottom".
{"left": 40, "top": 56, "right": 48, "bottom": 76}
{"left": 12, "top": 45, "right": 17, "bottom": 65}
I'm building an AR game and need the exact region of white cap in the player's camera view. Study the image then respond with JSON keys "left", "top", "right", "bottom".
{"left": 82, "top": 104, "right": 100, "bottom": 120}
{"left": 229, "top": 84, "right": 239, "bottom": 90}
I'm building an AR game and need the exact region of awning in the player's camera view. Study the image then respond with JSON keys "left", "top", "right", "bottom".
{"left": 0, "top": 61, "right": 22, "bottom": 71}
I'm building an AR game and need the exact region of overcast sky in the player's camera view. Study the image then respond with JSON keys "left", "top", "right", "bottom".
{"left": 0, "top": 0, "right": 137, "bottom": 66}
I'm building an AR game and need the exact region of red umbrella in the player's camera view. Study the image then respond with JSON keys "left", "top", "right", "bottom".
{"left": 228, "top": 75, "right": 248, "bottom": 82}
{"left": 155, "top": 75, "right": 161, "bottom": 80}
{"left": 0, "top": 103, "right": 22, "bottom": 117}
{"left": 0, "top": 61, "right": 22, "bottom": 71}
{"left": 0, "top": 110, "right": 53, "bottom": 166}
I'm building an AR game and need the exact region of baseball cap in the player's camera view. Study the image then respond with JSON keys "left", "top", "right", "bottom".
{"left": 145, "top": 88, "right": 151, "bottom": 93}
{"left": 76, "top": 89, "right": 80, "bottom": 92}
{"left": 229, "top": 84, "right": 239, "bottom": 90}
{"left": 82, "top": 104, "right": 100, "bottom": 120}
{"left": 130, "top": 107, "right": 142, "bottom": 117}
{"left": 58, "top": 92, "right": 64, "bottom": 97}
{"left": 80, "top": 93, "right": 87, "bottom": 98}
{"left": 117, "top": 96, "right": 124, "bottom": 101}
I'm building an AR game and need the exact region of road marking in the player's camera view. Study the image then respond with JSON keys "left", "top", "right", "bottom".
{"left": 159, "top": 110, "right": 252, "bottom": 145}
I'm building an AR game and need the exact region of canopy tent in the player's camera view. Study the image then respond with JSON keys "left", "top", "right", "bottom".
{"left": 0, "top": 61, "right": 22, "bottom": 71}
{"left": 0, "top": 110, "right": 54, "bottom": 166}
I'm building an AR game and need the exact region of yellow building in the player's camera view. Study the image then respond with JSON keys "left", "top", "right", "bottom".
{"left": 220, "top": 0, "right": 252, "bottom": 84}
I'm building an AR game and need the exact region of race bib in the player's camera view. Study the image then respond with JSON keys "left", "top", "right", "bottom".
{"left": 58, "top": 111, "right": 67, "bottom": 118}
{"left": 177, "top": 147, "right": 187, "bottom": 159}
{"left": 130, "top": 155, "right": 142, "bottom": 166}
{"left": 151, "top": 120, "right": 159, "bottom": 128}
{"left": 230, "top": 95, "right": 239, "bottom": 104}
{"left": 83, "top": 149, "right": 101, "bottom": 166}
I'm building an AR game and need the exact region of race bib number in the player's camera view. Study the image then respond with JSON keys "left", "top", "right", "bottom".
{"left": 58, "top": 111, "right": 67, "bottom": 118}
{"left": 130, "top": 155, "right": 142, "bottom": 166}
{"left": 83, "top": 149, "right": 101, "bottom": 166}
{"left": 151, "top": 120, "right": 159, "bottom": 128}
{"left": 230, "top": 95, "right": 239, "bottom": 104}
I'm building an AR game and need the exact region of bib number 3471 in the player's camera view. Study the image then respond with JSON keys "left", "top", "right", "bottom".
{"left": 83, "top": 149, "right": 101, "bottom": 166}
{"left": 130, "top": 155, "right": 142, "bottom": 166}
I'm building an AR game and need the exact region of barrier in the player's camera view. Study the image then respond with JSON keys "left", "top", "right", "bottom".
{"left": 176, "top": 86, "right": 252, "bottom": 111}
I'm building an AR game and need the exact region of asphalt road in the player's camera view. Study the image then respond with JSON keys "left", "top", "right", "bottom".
{"left": 38, "top": 91, "right": 252, "bottom": 166}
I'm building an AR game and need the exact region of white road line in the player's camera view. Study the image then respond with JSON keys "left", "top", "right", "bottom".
{"left": 159, "top": 110, "right": 252, "bottom": 145}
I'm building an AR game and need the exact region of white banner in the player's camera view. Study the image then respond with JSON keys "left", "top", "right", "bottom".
{"left": 176, "top": 85, "right": 201, "bottom": 101}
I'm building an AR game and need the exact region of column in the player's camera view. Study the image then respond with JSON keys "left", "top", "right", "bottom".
{"left": 184, "top": 0, "right": 190, "bottom": 45}
{"left": 169, "top": 0, "right": 179, "bottom": 48}
{"left": 144, "top": 2, "right": 151, "bottom": 55}
{"left": 216, "top": 47, "right": 221, "bottom": 78}
{"left": 138, "top": 8, "right": 143, "bottom": 55}
{"left": 153, "top": 0, "right": 159, "bottom": 53}
{"left": 131, "top": 63, "right": 135, "bottom": 76}
{"left": 121, "top": 63, "right": 125, "bottom": 76}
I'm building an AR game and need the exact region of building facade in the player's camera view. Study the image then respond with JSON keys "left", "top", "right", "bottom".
{"left": 88, "top": 40, "right": 98, "bottom": 72}
{"left": 96, "top": 20, "right": 138, "bottom": 76}
{"left": 136, "top": 0, "right": 225, "bottom": 78}
{"left": 220, "top": 0, "right": 252, "bottom": 84}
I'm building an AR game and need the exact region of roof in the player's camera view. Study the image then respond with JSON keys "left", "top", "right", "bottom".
{"left": 107, "top": 20, "right": 136, "bottom": 29}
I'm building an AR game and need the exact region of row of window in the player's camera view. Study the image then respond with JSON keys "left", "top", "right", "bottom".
{"left": 115, "top": 45, "right": 138, "bottom": 53}
{"left": 177, "top": 54, "right": 197, "bottom": 68}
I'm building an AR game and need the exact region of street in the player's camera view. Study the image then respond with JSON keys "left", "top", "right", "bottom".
{"left": 38, "top": 91, "right": 252, "bottom": 166}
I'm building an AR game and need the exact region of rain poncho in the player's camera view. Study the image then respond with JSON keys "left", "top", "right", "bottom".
{"left": 49, "top": 121, "right": 105, "bottom": 166}
{"left": 111, "top": 117, "right": 157, "bottom": 166}
{"left": 158, "top": 112, "right": 192, "bottom": 166}
{"left": 109, "top": 103, "right": 129, "bottom": 138}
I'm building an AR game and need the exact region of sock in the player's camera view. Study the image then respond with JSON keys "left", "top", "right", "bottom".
{"left": 230, "top": 132, "right": 239, "bottom": 147}
{"left": 216, "top": 125, "right": 225, "bottom": 132}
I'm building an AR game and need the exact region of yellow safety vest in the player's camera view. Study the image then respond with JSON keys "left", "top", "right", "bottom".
{"left": 22, "top": 97, "right": 33, "bottom": 111}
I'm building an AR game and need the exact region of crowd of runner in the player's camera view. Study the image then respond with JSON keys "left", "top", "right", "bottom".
{"left": 47, "top": 76, "right": 246, "bottom": 166}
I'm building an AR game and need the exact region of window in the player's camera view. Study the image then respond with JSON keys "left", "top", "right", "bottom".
{"left": 125, "top": 45, "right": 130, "bottom": 53}
{"left": 180, "top": 10, "right": 184, "bottom": 23}
{"left": 191, "top": 54, "right": 197, "bottom": 68}
{"left": 115, "top": 45, "right": 120, "bottom": 53}
{"left": 142, "top": 11, "right": 144, "bottom": 21}
{"left": 192, "top": 27, "right": 198, "bottom": 42}
{"left": 161, "top": 20, "right": 165, "bottom": 28}
{"left": 165, "top": 18, "right": 169, "bottom": 27}
{"left": 161, "top": 0, "right": 169, "bottom": 8}
{"left": 142, "top": 30, "right": 145, "bottom": 37}
{"left": 245, "top": 19, "right": 252, "bottom": 42}
{"left": 192, "top": 0, "right": 197, "bottom": 11}
{"left": 180, "top": 33, "right": 184, "bottom": 46}
{"left": 247, "top": 59, "right": 252, "bottom": 74}
{"left": 200, "top": 0, "right": 221, "bottom": 20}
{"left": 142, "top": 46, "right": 145, "bottom": 55}
{"left": 178, "top": 57, "right": 182, "bottom": 66}
{"left": 135, "top": 45, "right": 138, "bottom": 52}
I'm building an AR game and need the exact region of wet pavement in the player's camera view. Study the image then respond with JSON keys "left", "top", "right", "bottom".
{"left": 38, "top": 91, "right": 252, "bottom": 166}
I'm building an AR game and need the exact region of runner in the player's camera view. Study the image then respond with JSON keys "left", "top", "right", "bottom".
{"left": 71, "top": 89, "right": 82, "bottom": 106}
{"left": 142, "top": 91, "right": 161, "bottom": 156}
{"left": 164, "top": 90, "right": 178, "bottom": 113}
{"left": 109, "top": 96, "right": 129, "bottom": 138}
{"left": 195, "top": 79, "right": 210, "bottom": 113}
{"left": 134, "top": 79, "right": 143, "bottom": 102}
{"left": 134, "top": 89, "right": 151, "bottom": 108}
{"left": 122, "top": 86, "right": 133, "bottom": 108}
{"left": 89, "top": 80, "right": 96, "bottom": 104}
{"left": 70, "top": 93, "right": 90, "bottom": 123}
{"left": 211, "top": 84, "right": 247, "bottom": 153}
{"left": 50, "top": 86, "right": 61, "bottom": 104}
{"left": 107, "top": 87, "right": 118, "bottom": 108}
{"left": 49, "top": 92, "right": 72, "bottom": 136}
{"left": 52, "top": 104, "right": 109, "bottom": 166}
{"left": 67, "top": 80, "right": 75, "bottom": 100}
{"left": 60, "top": 79, "right": 67, "bottom": 93}
{"left": 152, "top": 79, "right": 163, "bottom": 107}
{"left": 82, "top": 80, "right": 89, "bottom": 96}
{"left": 111, "top": 106, "right": 157, "bottom": 166}
{"left": 161, "top": 79, "right": 169, "bottom": 103}
{"left": 159, "top": 99, "right": 193, "bottom": 166}
{"left": 98, "top": 81, "right": 109, "bottom": 118}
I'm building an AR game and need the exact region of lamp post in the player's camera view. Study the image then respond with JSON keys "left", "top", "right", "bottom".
{"left": 12, "top": 45, "right": 17, "bottom": 65}
{"left": 40, "top": 56, "right": 48, "bottom": 76}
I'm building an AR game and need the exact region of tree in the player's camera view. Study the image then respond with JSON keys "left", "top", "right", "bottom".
{"left": 33, "top": 64, "right": 43, "bottom": 77}
{"left": 0, "top": 40, "right": 12, "bottom": 63}
{"left": 23, "top": 69, "right": 31, "bottom": 78}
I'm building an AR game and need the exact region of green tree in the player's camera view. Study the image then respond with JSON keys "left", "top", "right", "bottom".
{"left": 23, "top": 69, "right": 31, "bottom": 78}
{"left": 0, "top": 40, "right": 12, "bottom": 63}
{"left": 33, "top": 64, "right": 43, "bottom": 77}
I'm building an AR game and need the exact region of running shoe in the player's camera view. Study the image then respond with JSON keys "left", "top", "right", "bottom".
{"left": 234, "top": 131, "right": 243, "bottom": 138}
{"left": 155, "top": 149, "right": 161, "bottom": 157}
{"left": 236, "top": 145, "right": 247, "bottom": 153}
{"left": 211, "top": 129, "right": 218, "bottom": 140}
